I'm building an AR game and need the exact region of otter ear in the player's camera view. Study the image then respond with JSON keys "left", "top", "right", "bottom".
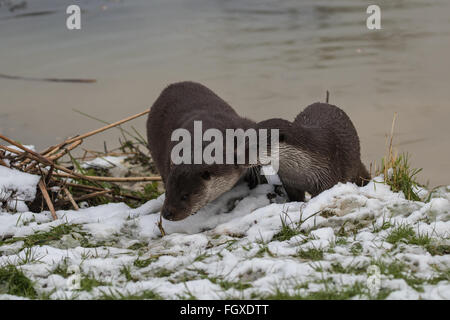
{"left": 201, "top": 170, "right": 211, "bottom": 180}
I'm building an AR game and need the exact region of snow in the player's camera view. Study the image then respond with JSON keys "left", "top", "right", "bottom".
{"left": 0, "top": 166, "right": 41, "bottom": 212}
{"left": 0, "top": 157, "right": 449, "bottom": 300}
{"left": 81, "top": 156, "right": 126, "bottom": 170}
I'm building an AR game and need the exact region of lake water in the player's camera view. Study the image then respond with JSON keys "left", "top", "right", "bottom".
{"left": 1, "top": 0, "right": 449, "bottom": 186}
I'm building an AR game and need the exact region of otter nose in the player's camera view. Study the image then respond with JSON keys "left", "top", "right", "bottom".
{"left": 162, "top": 208, "right": 174, "bottom": 221}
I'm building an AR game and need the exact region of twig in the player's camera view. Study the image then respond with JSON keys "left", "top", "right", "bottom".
{"left": 63, "top": 187, "right": 79, "bottom": 210}
{"left": 65, "top": 110, "right": 150, "bottom": 144}
{"left": 157, "top": 214, "right": 166, "bottom": 237}
{"left": 71, "top": 190, "right": 110, "bottom": 202}
{"left": 1, "top": 148, "right": 117, "bottom": 184}
{"left": 52, "top": 172, "right": 161, "bottom": 182}
{"left": 38, "top": 179, "right": 57, "bottom": 220}
{"left": 48, "top": 140, "right": 83, "bottom": 161}
{"left": 64, "top": 183, "right": 143, "bottom": 201}
{"left": 0, "top": 134, "right": 53, "bottom": 166}
{"left": 65, "top": 182, "right": 106, "bottom": 192}
{"left": 45, "top": 165, "right": 55, "bottom": 185}
{"left": 21, "top": 109, "right": 148, "bottom": 167}
{"left": 0, "top": 147, "right": 101, "bottom": 183}
{"left": 0, "top": 144, "right": 24, "bottom": 155}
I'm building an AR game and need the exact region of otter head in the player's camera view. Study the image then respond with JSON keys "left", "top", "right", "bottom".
{"left": 161, "top": 164, "right": 247, "bottom": 221}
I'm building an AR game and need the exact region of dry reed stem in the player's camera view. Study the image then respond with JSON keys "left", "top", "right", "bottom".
{"left": 1, "top": 147, "right": 100, "bottom": 183}
{"left": 38, "top": 179, "right": 57, "bottom": 220}
{"left": 63, "top": 187, "right": 80, "bottom": 210}
{"left": 0, "top": 144, "right": 24, "bottom": 155}
{"left": 157, "top": 214, "right": 166, "bottom": 237}
{"left": 0, "top": 134, "right": 53, "bottom": 166}
{"left": 63, "top": 183, "right": 144, "bottom": 201}
{"left": 19, "top": 108, "right": 148, "bottom": 167}
{"left": 0, "top": 109, "right": 159, "bottom": 214}
{"left": 70, "top": 190, "right": 110, "bottom": 202}
{"left": 65, "top": 110, "right": 150, "bottom": 144}
{"left": 48, "top": 140, "right": 83, "bottom": 161}
{"left": 65, "top": 182, "right": 106, "bottom": 192}
{"left": 52, "top": 172, "right": 161, "bottom": 182}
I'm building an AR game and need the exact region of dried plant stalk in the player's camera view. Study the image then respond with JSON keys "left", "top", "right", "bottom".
{"left": 157, "top": 214, "right": 166, "bottom": 237}
{"left": 63, "top": 187, "right": 80, "bottom": 210}
{"left": 38, "top": 180, "right": 57, "bottom": 220}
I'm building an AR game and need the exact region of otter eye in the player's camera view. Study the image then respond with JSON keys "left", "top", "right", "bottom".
{"left": 201, "top": 171, "right": 211, "bottom": 180}
{"left": 181, "top": 194, "right": 189, "bottom": 201}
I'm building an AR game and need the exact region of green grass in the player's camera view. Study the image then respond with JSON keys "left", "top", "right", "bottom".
{"left": 207, "top": 276, "right": 252, "bottom": 292}
{"left": 255, "top": 244, "right": 275, "bottom": 258}
{"left": 52, "top": 258, "right": 71, "bottom": 278}
{"left": 0, "top": 223, "right": 120, "bottom": 251}
{"left": 99, "top": 289, "right": 163, "bottom": 300}
{"left": 429, "top": 268, "right": 450, "bottom": 285}
{"left": 0, "top": 265, "right": 37, "bottom": 299}
{"left": 127, "top": 242, "right": 148, "bottom": 250}
{"left": 261, "top": 281, "right": 391, "bottom": 300}
{"left": 320, "top": 210, "right": 335, "bottom": 218}
{"left": 216, "top": 280, "right": 252, "bottom": 291}
{"left": 120, "top": 265, "right": 138, "bottom": 282}
{"left": 78, "top": 276, "right": 108, "bottom": 292}
{"left": 329, "top": 262, "right": 367, "bottom": 275}
{"left": 386, "top": 225, "right": 416, "bottom": 244}
{"left": 133, "top": 257, "right": 157, "bottom": 268}
{"left": 153, "top": 268, "right": 172, "bottom": 278}
{"left": 272, "top": 217, "right": 301, "bottom": 242}
{"left": 189, "top": 269, "right": 252, "bottom": 292}
{"left": 295, "top": 247, "right": 324, "bottom": 261}
{"left": 66, "top": 148, "right": 161, "bottom": 209}
{"left": 193, "top": 252, "right": 210, "bottom": 262}
{"left": 335, "top": 237, "right": 348, "bottom": 246}
{"left": 0, "top": 224, "right": 79, "bottom": 248}
{"left": 379, "top": 153, "right": 422, "bottom": 201}
{"left": 372, "top": 259, "right": 426, "bottom": 291}
{"left": 386, "top": 224, "right": 436, "bottom": 253}
{"left": 350, "top": 242, "right": 363, "bottom": 255}
{"left": 130, "top": 182, "right": 162, "bottom": 204}
{"left": 52, "top": 260, "right": 109, "bottom": 291}
{"left": 426, "top": 243, "right": 450, "bottom": 256}
{"left": 371, "top": 217, "right": 393, "bottom": 233}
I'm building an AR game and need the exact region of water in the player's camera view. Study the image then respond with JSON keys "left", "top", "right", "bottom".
{"left": 1, "top": 0, "right": 449, "bottom": 185}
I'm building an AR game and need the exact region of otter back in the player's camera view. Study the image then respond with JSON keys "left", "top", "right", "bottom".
{"left": 146, "top": 81, "right": 257, "bottom": 221}
{"left": 258, "top": 103, "right": 370, "bottom": 202}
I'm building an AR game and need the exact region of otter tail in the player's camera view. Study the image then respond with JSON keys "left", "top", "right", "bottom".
{"left": 354, "top": 162, "right": 371, "bottom": 187}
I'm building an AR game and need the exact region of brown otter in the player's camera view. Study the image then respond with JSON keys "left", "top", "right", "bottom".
{"left": 146, "top": 81, "right": 257, "bottom": 221}
{"left": 257, "top": 102, "right": 370, "bottom": 202}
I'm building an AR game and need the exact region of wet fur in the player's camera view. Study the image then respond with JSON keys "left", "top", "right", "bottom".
{"left": 146, "top": 81, "right": 257, "bottom": 220}
{"left": 258, "top": 102, "right": 370, "bottom": 201}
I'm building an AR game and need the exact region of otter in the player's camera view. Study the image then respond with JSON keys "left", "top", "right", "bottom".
{"left": 258, "top": 102, "right": 370, "bottom": 202}
{"left": 146, "top": 81, "right": 257, "bottom": 221}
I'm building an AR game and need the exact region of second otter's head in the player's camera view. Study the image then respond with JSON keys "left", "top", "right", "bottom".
{"left": 161, "top": 164, "right": 247, "bottom": 221}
